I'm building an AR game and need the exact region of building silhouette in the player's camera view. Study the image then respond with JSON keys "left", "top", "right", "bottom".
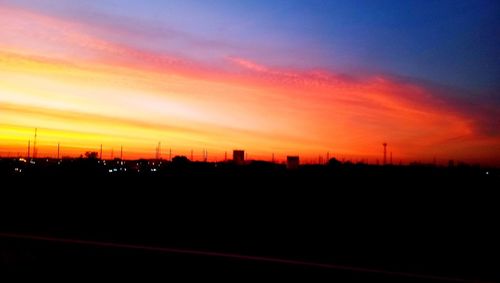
{"left": 287, "top": 156, "right": 299, "bottom": 170}
{"left": 233, "top": 150, "right": 245, "bottom": 165}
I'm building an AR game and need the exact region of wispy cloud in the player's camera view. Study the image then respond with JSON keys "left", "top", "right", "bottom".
{"left": 1, "top": 5, "right": 499, "bottom": 164}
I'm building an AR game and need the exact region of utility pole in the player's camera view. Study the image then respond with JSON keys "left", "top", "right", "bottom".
{"left": 57, "top": 142, "right": 60, "bottom": 159}
{"left": 33, "top": 128, "right": 38, "bottom": 159}
{"left": 382, "top": 143, "right": 387, "bottom": 165}
{"left": 27, "top": 139, "right": 30, "bottom": 159}
{"left": 156, "top": 142, "right": 161, "bottom": 160}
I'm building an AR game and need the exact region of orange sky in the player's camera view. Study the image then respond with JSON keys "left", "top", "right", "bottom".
{"left": 1, "top": 6, "right": 499, "bottom": 165}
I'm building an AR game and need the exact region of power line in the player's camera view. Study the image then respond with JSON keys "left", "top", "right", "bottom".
{"left": 0, "top": 232, "right": 482, "bottom": 283}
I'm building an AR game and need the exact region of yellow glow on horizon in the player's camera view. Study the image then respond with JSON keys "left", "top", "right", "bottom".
{"left": 1, "top": 6, "right": 499, "bottom": 165}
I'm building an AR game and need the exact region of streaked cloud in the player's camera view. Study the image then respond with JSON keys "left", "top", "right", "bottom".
{"left": 0, "top": 4, "right": 498, "bottom": 164}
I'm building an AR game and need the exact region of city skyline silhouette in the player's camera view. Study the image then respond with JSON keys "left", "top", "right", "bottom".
{"left": 1, "top": 1, "right": 500, "bottom": 166}
{"left": 1, "top": 1, "right": 499, "bottom": 282}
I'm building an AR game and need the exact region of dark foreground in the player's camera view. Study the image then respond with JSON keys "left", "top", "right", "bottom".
{"left": 0, "top": 159, "right": 498, "bottom": 282}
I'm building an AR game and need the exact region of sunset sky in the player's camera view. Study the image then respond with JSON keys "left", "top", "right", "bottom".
{"left": 1, "top": 0, "right": 499, "bottom": 164}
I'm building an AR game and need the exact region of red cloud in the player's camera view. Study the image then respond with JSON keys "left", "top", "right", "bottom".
{"left": 1, "top": 6, "right": 499, "bottom": 165}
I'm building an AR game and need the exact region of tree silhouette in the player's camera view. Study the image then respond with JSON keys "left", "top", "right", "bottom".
{"left": 85, "top": 151, "right": 99, "bottom": 159}
{"left": 172, "top": 155, "right": 190, "bottom": 165}
{"left": 328, "top": 158, "right": 342, "bottom": 167}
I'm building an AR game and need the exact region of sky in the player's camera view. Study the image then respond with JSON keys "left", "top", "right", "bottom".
{"left": 0, "top": 0, "right": 499, "bottom": 164}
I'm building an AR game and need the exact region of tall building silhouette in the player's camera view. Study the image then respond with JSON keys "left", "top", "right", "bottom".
{"left": 233, "top": 150, "right": 245, "bottom": 165}
{"left": 287, "top": 156, "right": 300, "bottom": 170}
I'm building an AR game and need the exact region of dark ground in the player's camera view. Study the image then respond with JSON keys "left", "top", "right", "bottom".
{"left": 0, "top": 159, "right": 498, "bottom": 282}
